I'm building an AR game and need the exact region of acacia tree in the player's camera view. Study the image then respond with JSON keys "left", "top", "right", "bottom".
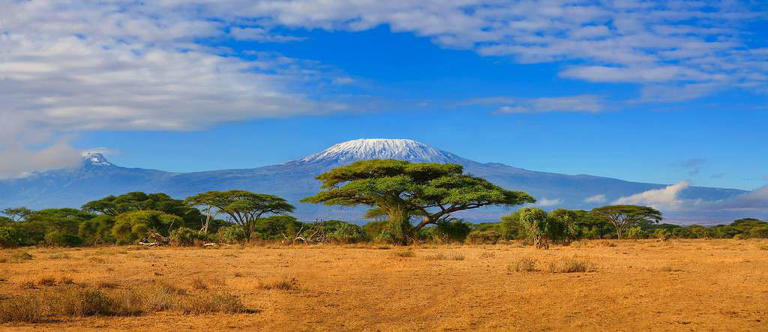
{"left": 590, "top": 205, "right": 662, "bottom": 239}
{"left": 1, "top": 207, "right": 33, "bottom": 222}
{"left": 302, "top": 159, "right": 534, "bottom": 244}
{"left": 184, "top": 192, "right": 220, "bottom": 233}
{"left": 186, "top": 190, "right": 294, "bottom": 239}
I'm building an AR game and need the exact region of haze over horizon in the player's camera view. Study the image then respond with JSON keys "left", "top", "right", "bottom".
{"left": 1, "top": 1, "right": 767, "bottom": 219}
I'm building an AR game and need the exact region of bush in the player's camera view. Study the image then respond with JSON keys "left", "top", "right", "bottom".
{"left": 217, "top": 226, "right": 247, "bottom": 244}
{"left": 417, "top": 220, "right": 472, "bottom": 243}
{"left": 170, "top": 227, "right": 207, "bottom": 246}
{"left": 44, "top": 230, "right": 83, "bottom": 247}
{"left": 748, "top": 226, "right": 768, "bottom": 238}
{"left": 0, "top": 294, "right": 46, "bottom": 323}
{"left": 0, "top": 226, "right": 20, "bottom": 248}
{"left": 467, "top": 231, "right": 502, "bottom": 244}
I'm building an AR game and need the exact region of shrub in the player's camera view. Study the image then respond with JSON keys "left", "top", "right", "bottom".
{"left": 0, "top": 295, "right": 45, "bottom": 323}
{"left": 509, "top": 257, "right": 538, "bottom": 272}
{"left": 170, "top": 227, "right": 207, "bottom": 246}
{"left": 467, "top": 231, "right": 502, "bottom": 244}
{"left": 217, "top": 226, "right": 247, "bottom": 244}
{"left": 181, "top": 293, "right": 247, "bottom": 314}
{"left": 748, "top": 226, "right": 768, "bottom": 238}
{"left": 44, "top": 230, "right": 83, "bottom": 247}
{"left": 0, "top": 226, "right": 20, "bottom": 248}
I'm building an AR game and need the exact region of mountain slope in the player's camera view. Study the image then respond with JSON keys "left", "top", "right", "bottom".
{"left": 0, "top": 139, "right": 746, "bottom": 222}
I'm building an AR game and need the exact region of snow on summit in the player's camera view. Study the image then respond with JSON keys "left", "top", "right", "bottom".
{"left": 81, "top": 151, "right": 113, "bottom": 166}
{"left": 299, "top": 139, "right": 463, "bottom": 164}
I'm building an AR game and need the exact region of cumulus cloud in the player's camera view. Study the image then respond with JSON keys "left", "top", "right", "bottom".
{"left": 614, "top": 181, "right": 690, "bottom": 210}
{"left": 537, "top": 198, "right": 562, "bottom": 207}
{"left": 0, "top": 1, "right": 348, "bottom": 177}
{"left": 584, "top": 194, "right": 607, "bottom": 204}
{"left": 614, "top": 182, "right": 768, "bottom": 220}
{"left": 229, "top": 0, "right": 767, "bottom": 97}
{"left": 4, "top": 0, "right": 767, "bottom": 176}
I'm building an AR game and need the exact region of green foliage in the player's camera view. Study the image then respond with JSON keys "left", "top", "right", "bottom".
{"left": 467, "top": 230, "right": 502, "bottom": 244}
{"left": 44, "top": 230, "right": 83, "bottom": 247}
{"left": 111, "top": 210, "right": 182, "bottom": 244}
{"left": 0, "top": 226, "right": 21, "bottom": 248}
{"left": 78, "top": 215, "right": 116, "bottom": 245}
{"left": 169, "top": 227, "right": 208, "bottom": 246}
{"left": 748, "top": 226, "right": 768, "bottom": 238}
{"left": 591, "top": 205, "right": 662, "bottom": 239}
{"left": 298, "top": 220, "right": 368, "bottom": 244}
{"left": 420, "top": 219, "right": 472, "bottom": 243}
{"left": 1, "top": 207, "right": 33, "bottom": 222}
{"left": 252, "top": 216, "right": 302, "bottom": 241}
{"left": 184, "top": 190, "right": 294, "bottom": 239}
{"left": 362, "top": 220, "right": 389, "bottom": 241}
{"left": 302, "top": 159, "right": 534, "bottom": 244}
{"left": 216, "top": 225, "right": 247, "bottom": 244}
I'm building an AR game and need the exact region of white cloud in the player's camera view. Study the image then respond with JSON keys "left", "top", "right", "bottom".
{"left": 229, "top": 27, "right": 304, "bottom": 42}
{"left": 0, "top": 1, "right": 349, "bottom": 177}
{"left": 537, "top": 198, "right": 562, "bottom": 207}
{"left": 466, "top": 95, "right": 605, "bottom": 114}
{"left": 3, "top": 0, "right": 767, "bottom": 176}
{"left": 584, "top": 194, "right": 607, "bottom": 204}
{"left": 614, "top": 181, "right": 690, "bottom": 210}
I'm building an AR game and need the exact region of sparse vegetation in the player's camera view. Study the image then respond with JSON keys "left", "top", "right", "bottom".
{"left": 547, "top": 257, "right": 595, "bottom": 273}
{"left": 0, "top": 282, "right": 251, "bottom": 323}
{"left": 510, "top": 257, "right": 539, "bottom": 272}
{"left": 259, "top": 278, "right": 299, "bottom": 291}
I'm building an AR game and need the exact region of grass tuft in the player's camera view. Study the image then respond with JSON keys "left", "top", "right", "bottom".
{"left": 393, "top": 250, "right": 416, "bottom": 258}
{"left": 259, "top": 278, "right": 299, "bottom": 291}
{"left": 547, "top": 257, "right": 595, "bottom": 273}
{"left": 509, "top": 257, "right": 538, "bottom": 272}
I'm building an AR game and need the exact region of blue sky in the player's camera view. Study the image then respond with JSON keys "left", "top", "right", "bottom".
{"left": 2, "top": 1, "right": 768, "bottom": 191}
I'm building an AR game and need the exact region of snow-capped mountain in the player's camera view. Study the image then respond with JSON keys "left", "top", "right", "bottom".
{"left": 82, "top": 152, "right": 114, "bottom": 167}
{"left": 0, "top": 139, "right": 748, "bottom": 223}
{"left": 299, "top": 139, "right": 466, "bottom": 164}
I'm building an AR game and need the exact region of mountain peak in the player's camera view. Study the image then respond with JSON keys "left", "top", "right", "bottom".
{"left": 81, "top": 152, "right": 113, "bottom": 167}
{"left": 299, "top": 138, "right": 465, "bottom": 164}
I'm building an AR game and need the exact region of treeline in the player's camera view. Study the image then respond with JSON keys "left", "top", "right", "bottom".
{"left": 1, "top": 191, "right": 766, "bottom": 248}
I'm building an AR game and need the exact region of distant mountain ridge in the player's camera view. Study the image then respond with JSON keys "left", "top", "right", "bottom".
{"left": 0, "top": 139, "right": 746, "bottom": 223}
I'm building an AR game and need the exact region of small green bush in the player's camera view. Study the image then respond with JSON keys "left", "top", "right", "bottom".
{"left": 467, "top": 231, "right": 502, "bottom": 244}
{"left": 169, "top": 227, "right": 207, "bottom": 246}
{"left": 44, "top": 230, "right": 83, "bottom": 247}
{"left": 217, "top": 226, "right": 247, "bottom": 244}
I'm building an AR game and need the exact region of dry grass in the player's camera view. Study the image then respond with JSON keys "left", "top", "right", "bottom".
{"left": 0, "top": 239, "right": 766, "bottom": 331}
{"left": 259, "top": 278, "right": 299, "bottom": 291}
{"left": 0, "top": 282, "right": 250, "bottom": 323}
{"left": 546, "top": 256, "right": 595, "bottom": 273}
{"left": 393, "top": 250, "right": 416, "bottom": 258}
{"left": 509, "top": 257, "right": 539, "bottom": 272}
{"left": 424, "top": 252, "right": 465, "bottom": 261}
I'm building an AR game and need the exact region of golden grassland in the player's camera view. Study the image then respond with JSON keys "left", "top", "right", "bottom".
{"left": 1, "top": 239, "right": 767, "bottom": 331}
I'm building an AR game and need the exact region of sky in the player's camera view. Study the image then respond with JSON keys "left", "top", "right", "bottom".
{"left": 2, "top": 0, "right": 768, "bottom": 194}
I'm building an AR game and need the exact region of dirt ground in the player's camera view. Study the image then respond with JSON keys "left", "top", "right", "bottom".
{"left": 1, "top": 239, "right": 767, "bottom": 331}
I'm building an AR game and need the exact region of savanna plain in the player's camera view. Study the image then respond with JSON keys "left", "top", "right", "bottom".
{"left": 1, "top": 239, "right": 767, "bottom": 331}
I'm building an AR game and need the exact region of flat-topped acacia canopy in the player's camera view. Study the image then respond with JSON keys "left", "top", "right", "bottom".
{"left": 302, "top": 159, "right": 535, "bottom": 238}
